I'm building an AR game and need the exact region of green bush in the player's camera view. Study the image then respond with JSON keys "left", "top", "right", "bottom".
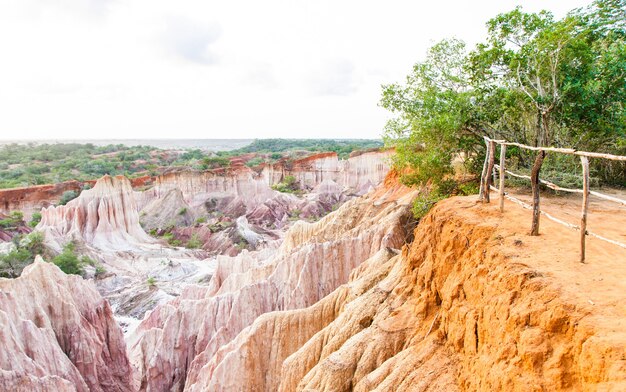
{"left": 178, "top": 207, "right": 188, "bottom": 215}
{"left": 0, "top": 248, "right": 32, "bottom": 278}
{"left": 272, "top": 175, "right": 299, "bottom": 193}
{"left": 29, "top": 211, "right": 42, "bottom": 228}
{"left": 186, "top": 233, "right": 202, "bottom": 249}
{"left": 59, "top": 190, "right": 78, "bottom": 206}
{"left": 202, "top": 156, "right": 230, "bottom": 170}
{"left": 52, "top": 242, "right": 85, "bottom": 275}
{"left": 245, "top": 157, "right": 264, "bottom": 167}
{"left": 0, "top": 211, "right": 25, "bottom": 229}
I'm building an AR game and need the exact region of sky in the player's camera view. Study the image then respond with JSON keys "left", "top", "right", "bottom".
{"left": 0, "top": 0, "right": 591, "bottom": 140}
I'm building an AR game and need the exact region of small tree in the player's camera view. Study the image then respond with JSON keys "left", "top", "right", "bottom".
{"left": 52, "top": 242, "right": 84, "bottom": 275}
{"left": 186, "top": 233, "right": 202, "bottom": 249}
{"left": 59, "top": 190, "right": 78, "bottom": 206}
{"left": 29, "top": 212, "right": 42, "bottom": 228}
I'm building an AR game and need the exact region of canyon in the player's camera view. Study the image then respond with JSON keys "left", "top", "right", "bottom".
{"left": 1, "top": 150, "right": 625, "bottom": 391}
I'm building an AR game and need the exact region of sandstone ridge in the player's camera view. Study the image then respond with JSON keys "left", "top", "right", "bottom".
{"left": 0, "top": 257, "right": 133, "bottom": 392}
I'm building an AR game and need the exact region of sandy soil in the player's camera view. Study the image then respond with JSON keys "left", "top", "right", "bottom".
{"left": 477, "top": 188, "right": 626, "bottom": 353}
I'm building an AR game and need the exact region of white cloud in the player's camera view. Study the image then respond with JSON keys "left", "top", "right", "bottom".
{"left": 0, "top": 0, "right": 590, "bottom": 140}
{"left": 308, "top": 59, "right": 359, "bottom": 96}
{"left": 162, "top": 16, "right": 221, "bottom": 65}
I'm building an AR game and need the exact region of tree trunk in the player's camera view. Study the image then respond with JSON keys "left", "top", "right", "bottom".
{"left": 482, "top": 141, "right": 496, "bottom": 203}
{"left": 530, "top": 150, "right": 546, "bottom": 236}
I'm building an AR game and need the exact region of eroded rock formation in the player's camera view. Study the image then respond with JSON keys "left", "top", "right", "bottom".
{"left": 0, "top": 258, "right": 133, "bottom": 392}
{"left": 186, "top": 196, "right": 626, "bottom": 391}
{"left": 37, "top": 175, "right": 156, "bottom": 252}
{"left": 127, "top": 176, "right": 417, "bottom": 391}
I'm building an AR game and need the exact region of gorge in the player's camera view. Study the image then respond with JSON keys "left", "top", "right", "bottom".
{"left": 1, "top": 149, "right": 625, "bottom": 391}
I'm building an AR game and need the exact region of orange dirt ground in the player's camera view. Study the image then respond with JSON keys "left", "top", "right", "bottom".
{"left": 479, "top": 188, "right": 626, "bottom": 374}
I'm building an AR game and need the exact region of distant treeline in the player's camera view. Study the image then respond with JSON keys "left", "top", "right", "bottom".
{"left": 230, "top": 139, "right": 383, "bottom": 159}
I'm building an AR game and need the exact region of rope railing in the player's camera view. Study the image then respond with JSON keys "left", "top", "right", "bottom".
{"left": 479, "top": 136, "right": 626, "bottom": 262}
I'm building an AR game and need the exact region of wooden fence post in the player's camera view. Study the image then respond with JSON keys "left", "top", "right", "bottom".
{"left": 484, "top": 141, "right": 496, "bottom": 203}
{"left": 479, "top": 139, "right": 490, "bottom": 202}
{"left": 499, "top": 144, "right": 507, "bottom": 212}
{"left": 530, "top": 150, "right": 546, "bottom": 236}
{"left": 580, "top": 156, "right": 590, "bottom": 262}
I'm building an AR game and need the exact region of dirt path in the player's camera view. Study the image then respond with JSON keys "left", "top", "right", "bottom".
{"left": 477, "top": 188, "right": 626, "bottom": 356}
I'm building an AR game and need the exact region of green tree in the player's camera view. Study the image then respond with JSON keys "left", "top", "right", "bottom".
{"left": 381, "top": 38, "right": 481, "bottom": 187}
{"left": 52, "top": 242, "right": 85, "bottom": 275}
{"left": 383, "top": 0, "right": 626, "bottom": 190}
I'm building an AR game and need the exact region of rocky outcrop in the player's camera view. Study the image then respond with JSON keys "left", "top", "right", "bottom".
{"left": 190, "top": 196, "right": 626, "bottom": 391}
{"left": 37, "top": 175, "right": 155, "bottom": 252}
{"left": 127, "top": 177, "right": 417, "bottom": 391}
{"left": 0, "top": 177, "right": 153, "bottom": 221}
{"left": 274, "top": 150, "right": 392, "bottom": 191}
{"left": 140, "top": 188, "right": 195, "bottom": 231}
{"left": 0, "top": 181, "right": 84, "bottom": 221}
{"left": 0, "top": 258, "right": 133, "bottom": 391}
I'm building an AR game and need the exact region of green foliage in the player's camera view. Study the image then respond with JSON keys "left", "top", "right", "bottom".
{"left": 272, "top": 175, "right": 299, "bottom": 193}
{"left": 232, "top": 139, "right": 383, "bottom": 159}
{"left": 95, "top": 264, "right": 107, "bottom": 276}
{"left": 0, "top": 248, "right": 32, "bottom": 278}
{"left": 178, "top": 207, "right": 188, "bottom": 215}
{"left": 202, "top": 156, "right": 231, "bottom": 170}
{"left": 245, "top": 157, "right": 265, "bottom": 167}
{"left": 411, "top": 179, "right": 477, "bottom": 219}
{"left": 0, "top": 143, "right": 164, "bottom": 189}
{"left": 288, "top": 209, "right": 302, "bottom": 221}
{"left": 186, "top": 233, "right": 202, "bottom": 249}
{"left": 195, "top": 216, "right": 207, "bottom": 225}
{"left": 59, "top": 190, "right": 78, "bottom": 206}
{"left": 207, "top": 220, "right": 233, "bottom": 233}
{"left": 51, "top": 242, "right": 85, "bottom": 276}
{"left": 147, "top": 277, "right": 156, "bottom": 286}
{"left": 29, "top": 211, "right": 42, "bottom": 228}
{"left": 23, "top": 231, "right": 46, "bottom": 256}
{"left": 381, "top": 38, "right": 479, "bottom": 188}
{"left": 383, "top": 0, "right": 626, "bottom": 189}
{"left": 0, "top": 211, "right": 24, "bottom": 229}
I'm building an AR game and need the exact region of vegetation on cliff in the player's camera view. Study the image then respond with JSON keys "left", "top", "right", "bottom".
{"left": 382, "top": 0, "right": 626, "bottom": 198}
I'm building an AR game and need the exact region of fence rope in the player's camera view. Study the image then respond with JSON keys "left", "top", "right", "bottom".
{"left": 481, "top": 136, "right": 626, "bottom": 261}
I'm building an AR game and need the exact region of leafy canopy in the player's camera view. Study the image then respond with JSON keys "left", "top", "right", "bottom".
{"left": 382, "top": 0, "right": 626, "bottom": 190}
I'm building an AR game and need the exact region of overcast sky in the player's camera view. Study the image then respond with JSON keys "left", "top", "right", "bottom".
{"left": 0, "top": 0, "right": 590, "bottom": 140}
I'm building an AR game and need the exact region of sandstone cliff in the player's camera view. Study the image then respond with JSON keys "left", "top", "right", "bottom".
{"left": 185, "top": 195, "right": 626, "bottom": 391}
{"left": 37, "top": 175, "right": 155, "bottom": 252}
{"left": 0, "top": 257, "right": 133, "bottom": 392}
{"left": 127, "top": 176, "right": 416, "bottom": 391}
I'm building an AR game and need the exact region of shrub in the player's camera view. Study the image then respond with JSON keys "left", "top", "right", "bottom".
{"left": 195, "top": 216, "right": 207, "bottom": 225}
{"left": 186, "top": 233, "right": 202, "bottom": 249}
{"left": 29, "top": 211, "right": 42, "bottom": 228}
{"left": 0, "top": 248, "right": 32, "bottom": 278}
{"left": 0, "top": 211, "right": 25, "bottom": 229}
{"left": 169, "top": 239, "right": 182, "bottom": 247}
{"left": 59, "top": 190, "right": 78, "bottom": 206}
{"left": 245, "top": 157, "right": 264, "bottom": 167}
{"left": 272, "top": 175, "right": 299, "bottom": 193}
{"left": 95, "top": 264, "right": 107, "bottom": 276}
{"left": 52, "top": 242, "right": 85, "bottom": 275}
{"left": 178, "top": 207, "right": 188, "bottom": 215}
{"left": 147, "top": 277, "right": 156, "bottom": 286}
